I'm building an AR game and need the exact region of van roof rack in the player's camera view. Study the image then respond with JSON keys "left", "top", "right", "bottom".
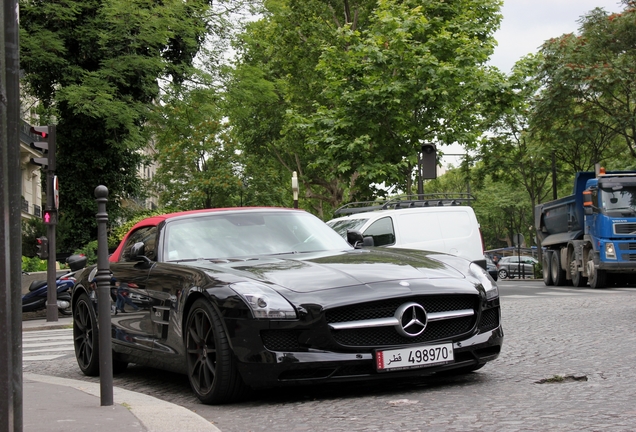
{"left": 333, "top": 193, "right": 475, "bottom": 216}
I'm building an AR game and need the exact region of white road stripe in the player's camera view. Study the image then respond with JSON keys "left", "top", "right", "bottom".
{"left": 22, "top": 328, "right": 73, "bottom": 363}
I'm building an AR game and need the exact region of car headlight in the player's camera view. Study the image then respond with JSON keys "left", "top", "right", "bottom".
{"left": 469, "top": 262, "right": 499, "bottom": 301}
{"left": 605, "top": 242, "right": 617, "bottom": 260}
{"left": 230, "top": 282, "right": 297, "bottom": 319}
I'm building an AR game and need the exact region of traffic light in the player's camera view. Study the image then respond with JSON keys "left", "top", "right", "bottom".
{"left": 29, "top": 125, "right": 56, "bottom": 171}
{"left": 36, "top": 236, "right": 49, "bottom": 259}
{"left": 421, "top": 143, "right": 437, "bottom": 179}
{"left": 42, "top": 209, "right": 57, "bottom": 225}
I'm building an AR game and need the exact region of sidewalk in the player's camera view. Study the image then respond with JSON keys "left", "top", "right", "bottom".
{"left": 22, "top": 318, "right": 220, "bottom": 432}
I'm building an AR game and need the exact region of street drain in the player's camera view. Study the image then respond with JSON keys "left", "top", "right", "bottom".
{"left": 535, "top": 374, "right": 588, "bottom": 384}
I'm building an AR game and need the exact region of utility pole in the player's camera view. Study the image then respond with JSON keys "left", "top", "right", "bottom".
{"left": 1, "top": 0, "right": 24, "bottom": 428}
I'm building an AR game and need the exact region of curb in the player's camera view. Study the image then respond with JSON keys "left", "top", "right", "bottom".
{"left": 24, "top": 373, "right": 220, "bottom": 432}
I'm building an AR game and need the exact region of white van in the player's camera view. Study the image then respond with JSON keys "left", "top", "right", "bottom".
{"left": 327, "top": 204, "right": 486, "bottom": 270}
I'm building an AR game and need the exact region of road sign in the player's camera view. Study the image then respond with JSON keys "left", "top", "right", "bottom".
{"left": 514, "top": 233, "right": 524, "bottom": 246}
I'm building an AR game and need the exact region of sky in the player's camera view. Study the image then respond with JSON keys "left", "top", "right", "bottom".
{"left": 441, "top": 0, "right": 625, "bottom": 167}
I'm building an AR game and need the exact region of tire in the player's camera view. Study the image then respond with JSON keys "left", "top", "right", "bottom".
{"left": 587, "top": 255, "right": 606, "bottom": 289}
{"left": 497, "top": 268, "right": 508, "bottom": 280}
{"left": 185, "top": 298, "right": 248, "bottom": 404}
{"left": 59, "top": 306, "right": 72, "bottom": 316}
{"left": 570, "top": 258, "right": 587, "bottom": 288}
{"left": 543, "top": 252, "right": 553, "bottom": 286}
{"left": 73, "top": 293, "right": 100, "bottom": 376}
{"left": 551, "top": 251, "right": 567, "bottom": 286}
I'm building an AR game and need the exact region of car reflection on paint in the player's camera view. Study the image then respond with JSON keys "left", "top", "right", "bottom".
{"left": 71, "top": 207, "right": 503, "bottom": 404}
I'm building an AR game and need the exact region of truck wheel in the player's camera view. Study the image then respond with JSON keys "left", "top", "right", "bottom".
{"left": 570, "top": 259, "right": 587, "bottom": 287}
{"left": 587, "top": 256, "right": 606, "bottom": 289}
{"left": 551, "top": 252, "right": 567, "bottom": 286}
{"left": 543, "top": 252, "right": 553, "bottom": 286}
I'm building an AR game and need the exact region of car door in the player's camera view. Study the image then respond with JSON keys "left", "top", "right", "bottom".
{"left": 111, "top": 226, "right": 157, "bottom": 356}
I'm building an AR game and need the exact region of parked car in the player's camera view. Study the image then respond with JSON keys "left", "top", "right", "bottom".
{"left": 327, "top": 200, "right": 487, "bottom": 270}
{"left": 497, "top": 256, "right": 538, "bottom": 279}
{"left": 71, "top": 207, "right": 503, "bottom": 404}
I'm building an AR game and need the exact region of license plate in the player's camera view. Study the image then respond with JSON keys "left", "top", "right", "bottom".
{"left": 376, "top": 343, "right": 454, "bottom": 372}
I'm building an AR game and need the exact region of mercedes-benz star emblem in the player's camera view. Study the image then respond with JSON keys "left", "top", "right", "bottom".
{"left": 394, "top": 302, "right": 427, "bottom": 337}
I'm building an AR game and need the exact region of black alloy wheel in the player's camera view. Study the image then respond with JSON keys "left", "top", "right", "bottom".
{"left": 73, "top": 293, "right": 100, "bottom": 376}
{"left": 185, "top": 298, "right": 248, "bottom": 404}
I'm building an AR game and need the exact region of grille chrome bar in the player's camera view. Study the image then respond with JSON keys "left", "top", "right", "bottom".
{"left": 329, "top": 309, "right": 474, "bottom": 331}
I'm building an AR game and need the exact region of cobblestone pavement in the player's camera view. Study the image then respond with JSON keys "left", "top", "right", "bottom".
{"left": 24, "top": 290, "right": 636, "bottom": 431}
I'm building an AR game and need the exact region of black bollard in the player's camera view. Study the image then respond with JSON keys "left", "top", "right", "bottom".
{"left": 95, "top": 185, "right": 113, "bottom": 406}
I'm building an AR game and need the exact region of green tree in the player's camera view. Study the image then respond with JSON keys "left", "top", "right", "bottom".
{"left": 479, "top": 55, "right": 553, "bottom": 212}
{"left": 227, "top": 0, "right": 502, "bottom": 217}
{"left": 313, "top": 0, "right": 502, "bottom": 197}
{"left": 534, "top": 2, "right": 636, "bottom": 164}
{"left": 20, "top": 0, "right": 214, "bottom": 252}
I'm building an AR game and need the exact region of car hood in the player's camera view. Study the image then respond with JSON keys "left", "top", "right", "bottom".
{"left": 192, "top": 248, "right": 468, "bottom": 294}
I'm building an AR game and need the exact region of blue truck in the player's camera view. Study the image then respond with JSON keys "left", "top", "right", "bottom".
{"left": 535, "top": 169, "right": 636, "bottom": 288}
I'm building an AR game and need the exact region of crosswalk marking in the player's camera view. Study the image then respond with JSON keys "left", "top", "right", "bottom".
{"left": 22, "top": 328, "right": 73, "bottom": 363}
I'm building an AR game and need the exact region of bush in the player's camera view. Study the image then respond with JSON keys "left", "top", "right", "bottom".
{"left": 22, "top": 256, "right": 47, "bottom": 272}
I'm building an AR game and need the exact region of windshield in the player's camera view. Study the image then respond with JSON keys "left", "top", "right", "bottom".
{"left": 326, "top": 218, "right": 369, "bottom": 239}
{"left": 163, "top": 211, "right": 352, "bottom": 261}
{"left": 600, "top": 186, "right": 636, "bottom": 216}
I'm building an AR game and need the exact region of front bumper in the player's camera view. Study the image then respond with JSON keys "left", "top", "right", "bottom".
{"left": 234, "top": 321, "right": 503, "bottom": 389}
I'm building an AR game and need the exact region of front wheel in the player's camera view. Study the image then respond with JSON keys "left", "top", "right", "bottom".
{"left": 185, "top": 298, "right": 249, "bottom": 404}
{"left": 587, "top": 255, "right": 606, "bottom": 289}
{"left": 497, "top": 268, "right": 508, "bottom": 280}
{"left": 73, "top": 293, "right": 100, "bottom": 376}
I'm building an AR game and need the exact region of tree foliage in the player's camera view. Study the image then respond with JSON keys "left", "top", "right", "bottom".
{"left": 226, "top": 0, "right": 502, "bottom": 217}
{"left": 20, "top": 0, "right": 214, "bottom": 252}
{"left": 534, "top": 2, "right": 636, "bottom": 164}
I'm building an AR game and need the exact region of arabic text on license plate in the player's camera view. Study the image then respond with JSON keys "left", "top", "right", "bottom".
{"left": 376, "top": 343, "right": 454, "bottom": 372}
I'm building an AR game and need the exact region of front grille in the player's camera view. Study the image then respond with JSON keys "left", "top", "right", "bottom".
{"left": 262, "top": 295, "right": 480, "bottom": 351}
{"left": 614, "top": 223, "right": 636, "bottom": 235}
{"left": 618, "top": 243, "right": 636, "bottom": 250}
{"left": 333, "top": 316, "right": 474, "bottom": 346}
{"left": 327, "top": 295, "right": 478, "bottom": 347}
{"left": 325, "top": 295, "right": 476, "bottom": 324}
{"left": 478, "top": 307, "right": 500, "bottom": 333}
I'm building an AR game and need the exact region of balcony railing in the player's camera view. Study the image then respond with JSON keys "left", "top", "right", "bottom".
{"left": 34, "top": 204, "right": 41, "bottom": 217}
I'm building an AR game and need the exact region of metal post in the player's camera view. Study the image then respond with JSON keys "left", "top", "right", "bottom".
{"left": 95, "top": 186, "right": 113, "bottom": 405}
{"left": 417, "top": 151, "right": 423, "bottom": 199}
{"left": 1, "top": 0, "right": 23, "bottom": 427}
{"left": 46, "top": 126, "right": 58, "bottom": 322}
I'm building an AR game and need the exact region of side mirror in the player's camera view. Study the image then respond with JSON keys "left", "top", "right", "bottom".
{"left": 130, "top": 242, "right": 152, "bottom": 263}
{"left": 346, "top": 230, "right": 364, "bottom": 246}
{"left": 362, "top": 236, "right": 375, "bottom": 247}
